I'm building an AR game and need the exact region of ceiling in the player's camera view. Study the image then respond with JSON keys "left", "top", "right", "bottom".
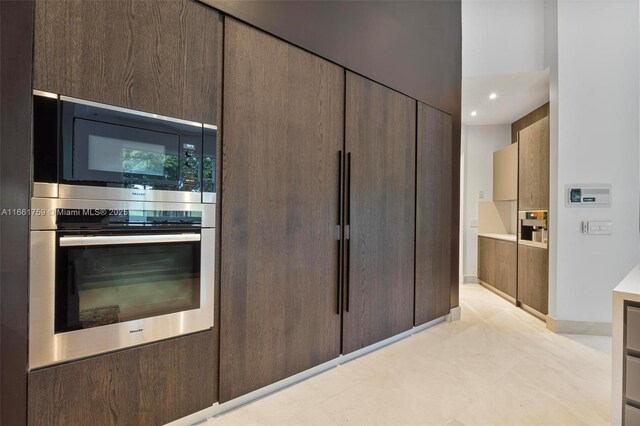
{"left": 462, "top": 70, "right": 550, "bottom": 125}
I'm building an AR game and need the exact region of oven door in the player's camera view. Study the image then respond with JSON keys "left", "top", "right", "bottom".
{"left": 28, "top": 229, "right": 214, "bottom": 369}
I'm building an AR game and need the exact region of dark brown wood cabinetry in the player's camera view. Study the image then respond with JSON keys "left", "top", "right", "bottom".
{"left": 219, "top": 19, "right": 344, "bottom": 402}
{"left": 342, "top": 72, "right": 416, "bottom": 354}
{"left": 477, "top": 236, "right": 517, "bottom": 299}
{"left": 518, "top": 116, "right": 550, "bottom": 211}
{"left": 27, "top": 332, "right": 214, "bottom": 426}
{"left": 34, "top": 0, "right": 220, "bottom": 123}
{"left": 517, "top": 244, "right": 549, "bottom": 314}
{"left": 415, "top": 103, "right": 453, "bottom": 325}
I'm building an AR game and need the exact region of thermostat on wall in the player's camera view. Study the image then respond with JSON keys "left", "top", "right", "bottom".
{"left": 566, "top": 184, "right": 611, "bottom": 207}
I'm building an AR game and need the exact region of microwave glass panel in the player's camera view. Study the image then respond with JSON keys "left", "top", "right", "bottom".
{"left": 88, "top": 135, "right": 167, "bottom": 177}
{"left": 55, "top": 237, "right": 201, "bottom": 333}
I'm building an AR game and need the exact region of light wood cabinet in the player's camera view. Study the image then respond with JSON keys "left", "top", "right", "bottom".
{"left": 517, "top": 244, "right": 549, "bottom": 314}
{"left": 477, "top": 236, "right": 516, "bottom": 299}
{"left": 518, "top": 117, "right": 550, "bottom": 211}
{"left": 493, "top": 143, "right": 518, "bottom": 201}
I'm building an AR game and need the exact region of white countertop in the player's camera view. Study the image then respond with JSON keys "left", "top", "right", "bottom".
{"left": 613, "top": 264, "right": 640, "bottom": 301}
{"left": 478, "top": 233, "right": 517, "bottom": 242}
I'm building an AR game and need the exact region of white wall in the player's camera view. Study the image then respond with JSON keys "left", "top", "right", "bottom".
{"left": 462, "top": 0, "right": 545, "bottom": 77}
{"left": 551, "top": 0, "right": 640, "bottom": 323}
{"left": 461, "top": 124, "right": 512, "bottom": 281}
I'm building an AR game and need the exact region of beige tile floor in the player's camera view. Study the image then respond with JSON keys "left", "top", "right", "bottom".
{"left": 206, "top": 284, "right": 611, "bottom": 426}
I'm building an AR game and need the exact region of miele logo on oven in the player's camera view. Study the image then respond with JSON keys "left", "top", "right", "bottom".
{"left": 131, "top": 192, "right": 146, "bottom": 196}
{"left": 129, "top": 328, "right": 143, "bottom": 334}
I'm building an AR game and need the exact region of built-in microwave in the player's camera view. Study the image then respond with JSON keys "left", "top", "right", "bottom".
{"left": 33, "top": 90, "right": 216, "bottom": 203}
{"left": 28, "top": 198, "right": 215, "bottom": 369}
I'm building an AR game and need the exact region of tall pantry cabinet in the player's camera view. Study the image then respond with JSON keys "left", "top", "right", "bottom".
{"left": 342, "top": 72, "right": 416, "bottom": 354}
{"left": 219, "top": 19, "right": 344, "bottom": 402}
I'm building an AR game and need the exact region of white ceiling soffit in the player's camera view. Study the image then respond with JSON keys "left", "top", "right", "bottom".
{"left": 462, "top": 69, "right": 550, "bottom": 125}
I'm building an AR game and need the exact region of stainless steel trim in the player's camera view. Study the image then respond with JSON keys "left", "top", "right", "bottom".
{"left": 33, "top": 182, "right": 59, "bottom": 198}
{"left": 31, "top": 197, "right": 216, "bottom": 230}
{"left": 28, "top": 228, "right": 215, "bottom": 369}
{"left": 58, "top": 184, "right": 202, "bottom": 203}
{"left": 203, "top": 124, "right": 218, "bottom": 130}
{"left": 202, "top": 192, "right": 217, "bottom": 204}
{"left": 60, "top": 95, "right": 205, "bottom": 128}
{"left": 33, "top": 89, "right": 58, "bottom": 99}
{"left": 60, "top": 233, "right": 200, "bottom": 247}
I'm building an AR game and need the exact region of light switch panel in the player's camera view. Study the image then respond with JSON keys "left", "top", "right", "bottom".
{"left": 470, "top": 218, "right": 478, "bottom": 228}
{"left": 583, "top": 221, "right": 613, "bottom": 235}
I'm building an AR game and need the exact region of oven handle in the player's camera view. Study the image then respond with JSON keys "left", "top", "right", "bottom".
{"left": 59, "top": 233, "right": 201, "bottom": 247}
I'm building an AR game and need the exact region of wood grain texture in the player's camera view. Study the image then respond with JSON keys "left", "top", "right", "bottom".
{"left": 343, "top": 72, "right": 415, "bottom": 354}
{"left": 34, "top": 0, "right": 219, "bottom": 123}
{"left": 27, "top": 332, "right": 214, "bottom": 426}
{"left": 477, "top": 236, "right": 494, "bottom": 286}
{"left": 415, "top": 102, "right": 453, "bottom": 325}
{"left": 517, "top": 244, "right": 549, "bottom": 315}
{"left": 494, "top": 239, "right": 517, "bottom": 298}
{"left": 518, "top": 116, "right": 550, "bottom": 211}
{"left": 219, "top": 19, "right": 343, "bottom": 402}
{"left": 478, "top": 237, "right": 516, "bottom": 299}
{"left": 512, "top": 103, "right": 549, "bottom": 144}
{"left": 1, "top": 1, "right": 34, "bottom": 424}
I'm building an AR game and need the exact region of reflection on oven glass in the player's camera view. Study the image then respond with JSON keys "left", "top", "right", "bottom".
{"left": 56, "top": 239, "right": 201, "bottom": 332}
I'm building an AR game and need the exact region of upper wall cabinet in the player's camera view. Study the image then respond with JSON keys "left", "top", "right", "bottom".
{"left": 415, "top": 102, "right": 453, "bottom": 325}
{"left": 518, "top": 116, "right": 550, "bottom": 211}
{"left": 493, "top": 143, "right": 518, "bottom": 201}
{"left": 34, "top": 0, "right": 220, "bottom": 123}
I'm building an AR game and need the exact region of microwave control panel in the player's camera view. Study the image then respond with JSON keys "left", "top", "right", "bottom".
{"left": 566, "top": 184, "right": 611, "bottom": 207}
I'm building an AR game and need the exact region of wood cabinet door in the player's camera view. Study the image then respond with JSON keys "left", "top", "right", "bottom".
{"left": 494, "top": 239, "right": 517, "bottom": 298}
{"left": 34, "top": 0, "right": 220, "bottom": 123}
{"left": 517, "top": 244, "right": 549, "bottom": 314}
{"left": 28, "top": 332, "right": 214, "bottom": 426}
{"left": 343, "top": 72, "right": 415, "bottom": 354}
{"left": 518, "top": 116, "right": 550, "bottom": 211}
{"left": 415, "top": 102, "right": 453, "bottom": 325}
{"left": 477, "top": 236, "right": 494, "bottom": 285}
{"left": 219, "top": 19, "right": 343, "bottom": 402}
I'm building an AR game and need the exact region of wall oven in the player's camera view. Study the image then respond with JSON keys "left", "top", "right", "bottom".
{"left": 33, "top": 90, "right": 216, "bottom": 203}
{"left": 29, "top": 198, "right": 215, "bottom": 369}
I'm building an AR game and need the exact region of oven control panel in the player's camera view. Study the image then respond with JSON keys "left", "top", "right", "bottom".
{"left": 182, "top": 143, "right": 199, "bottom": 190}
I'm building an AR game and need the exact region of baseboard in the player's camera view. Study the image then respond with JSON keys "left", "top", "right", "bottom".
{"left": 168, "top": 313, "right": 450, "bottom": 426}
{"left": 546, "top": 315, "right": 612, "bottom": 336}
{"left": 463, "top": 274, "right": 478, "bottom": 284}
{"left": 478, "top": 280, "right": 516, "bottom": 304}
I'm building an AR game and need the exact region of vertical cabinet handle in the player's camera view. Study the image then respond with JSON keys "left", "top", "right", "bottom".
{"left": 336, "top": 151, "right": 344, "bottom": 315}
{"left": 344, "top": 152, "right": 352, "bottom": 312}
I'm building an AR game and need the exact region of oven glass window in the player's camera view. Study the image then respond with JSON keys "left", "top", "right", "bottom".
{"left": 55, "top": 237, "right": 201, "bottom": 333}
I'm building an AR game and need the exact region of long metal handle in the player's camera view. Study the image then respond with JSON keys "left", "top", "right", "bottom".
{"left": 59, "top": 233, "right": 201, "bottom": 247}
{"left": 336, "top": 151, "right": 344, "bottom": 315}
{"left": 344, "top": 152, "right": 352, "bottom": 312}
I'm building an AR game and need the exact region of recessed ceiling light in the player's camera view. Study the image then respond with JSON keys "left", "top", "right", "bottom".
{"left": 471, "top": 111, "right": 477, "bottom": 117}
{"left": 489, "top": 93, "right": 497, "bottom": 100}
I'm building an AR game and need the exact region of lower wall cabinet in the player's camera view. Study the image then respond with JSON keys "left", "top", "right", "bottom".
{"left": 517, "top": 244, "right": 549, "bottom": 314}
{"left": 477, "top": 236, "right": 517, "bottom": 299}
{"left": 27, "top": 331, "right": 214, "bottom": 426}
